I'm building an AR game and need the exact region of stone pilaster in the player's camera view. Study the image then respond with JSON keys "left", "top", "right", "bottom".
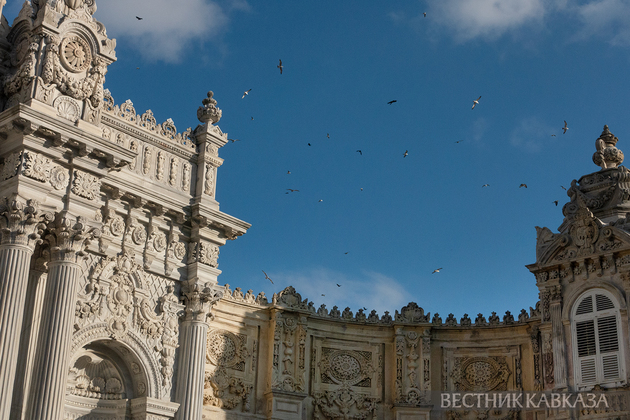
{"left": 26, "top": 213, "right": 99, "bottom": 420}
{"left": 0, "top": 197, "right": 50, "bottom": 420}
{"left": 175, "top": 279, "right": 222, "bottom": 420}
{"left": 549, "top": 287, "right": 567, "bottom": 390}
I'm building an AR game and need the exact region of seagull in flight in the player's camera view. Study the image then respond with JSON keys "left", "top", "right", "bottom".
{"left": 360, "top": 188, "right": 363, "bottom": 191}
{"left": 432, "top": 268, "right": 443, "bottom": 274}
{"left": 135, "top": 16, "right": 143, "bottom": 20}
{"left": 472, "top": 96, "right": 481, "bottom": 110}
{"left": 356, "top": 150, "right": 362, "bottom": 155}
{"left": 519, "top": 184, "right": 527, "bottom": 188}
{"left": 455, "top": 140, "right": 464, "bottom": 143}
{"left": 242, "top": 89, "right": 252, "bottom": 99}
{"left": 287, "top": 170, "right": 291, "bottom": 174}
{"left": 562, "top": 120, "right": 568, "bottom": 134}
{"left": 321, "top": 294, "right": 325, "bottom": 296}
{"left": 561, "top": 185, "right": 567, "bottom": 190}
{"left": 286, "top": 189, "right": 299, "bottom": 193}
{"left": 551, "top": 134, "right": 556, "bottom": 137}
{"left": 553, "top": 200, "right": 559, "bottom": 206}
{"left": 336, "top": 284, "right": 341, "bottom": 287}
{"left": 228, "top": 138, "right": 240, "bottom": 143}
{"left": 327, "top": 133, "right": 330, "bottom": 138}
{"left": 262, "top": 270, "right": 273, "bottom": 284}
{"left": 344, "top": 252, "right": 349, "bottom": 254}
{"left": 387, "top": 100, "right": 397, "bottom": 105}
{"left": 308, "top": 143, "right": 311, "bottom": 146}
{"left": 482, "top": 184, "right": 490, "bottom": 187}
{"left": 277, "top": 59, "right": 283, "bottom": 74}
{"left": 318, "top": 199, "right": 323, "bottom": 202}
{"left": 403, "top": 150, "right": 408, "bottom": 158}
{"left": 423, "top": 12, "right": 427, "bottom": 17}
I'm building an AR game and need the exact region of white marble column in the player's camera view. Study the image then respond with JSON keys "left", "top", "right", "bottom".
{"left": 27, "top": 213, "right": 98, "bottom": 420}
{"left": 0, "top": 198, "right": 50, "bottom": 420}
{"left": 175, "top": 279, "right": 222, "bottom": 420}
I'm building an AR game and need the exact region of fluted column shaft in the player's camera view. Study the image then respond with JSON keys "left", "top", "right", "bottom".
{"left": 27, "top": 260, "right": 80, "bottom": 419}
{"left": 175, "top": 320, "right": 209, "bottom": 420}
{"left": 0, "top": 244, "right": 34, "bottom": 420}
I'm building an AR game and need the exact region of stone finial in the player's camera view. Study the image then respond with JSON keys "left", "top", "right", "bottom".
{"left": 197, "top": 91, "right": 222, "bottom": 124}
{"left": 593, "top": 125, "right": 624, "bottom": 169}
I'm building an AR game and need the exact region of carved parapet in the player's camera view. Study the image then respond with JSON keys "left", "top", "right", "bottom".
{"left": 0, "top": 195, "right": 53, "bottom": 248}
{"left": 180, "top": 279, "right": 223, "bottom": 323}
{"left": 44, "top": 211, "right": 100, "bottom": 263}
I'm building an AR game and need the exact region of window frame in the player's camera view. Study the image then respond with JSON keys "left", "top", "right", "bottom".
{"left": 571, "top": 289, "right": 626, "bottom": 390}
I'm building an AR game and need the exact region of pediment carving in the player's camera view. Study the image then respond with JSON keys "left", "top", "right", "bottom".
{"left": 395, "top": 302, "right": 430, "bottom": 323}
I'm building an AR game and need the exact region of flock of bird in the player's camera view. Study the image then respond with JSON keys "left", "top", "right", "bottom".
{"left": 233, "top": 58, "right": 572, "bottom": 284}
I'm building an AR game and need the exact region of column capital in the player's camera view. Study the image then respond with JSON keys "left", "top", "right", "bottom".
{"left": 45, "top": 211, "right": 101, "bottom": 263}
{"left": 0, "top": 194, "right": 54, "bottom": 249}
{"left": 180, "top": 278, "right": 223, "bottom": 323}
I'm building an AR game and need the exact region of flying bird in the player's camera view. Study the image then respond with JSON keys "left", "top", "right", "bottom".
{"left": 387, "top": 100, "right": 397, "bottom": 105}
{"left": 228, "top": 138, "right": 240, "bottom": 143}
{"left": 562, "top": 120, "right": 568, "bottom": 134}
{"left": 308, "top": 143, "right": 311, "bottom": 146}
{"left": 286, "top": 189, "right": 299, "bottom": 193}
{"left": 360, "top": 188, "right": 363, "bottom": 191}
{"left": 356, "top": 150, "right": 362, "bottom": 155}
{"left": 135, "top": 16, "right": 143, "bottom": 20}
{"left": 362, "top": 307, "right": 367, "bottom": 311}
{"left": 482, "top": 184, "right": 490, "bottom": 187}
{"left": 251, "top": 116, "right": 254, "bottom": 121}
{"left": 561, "top": 186, "right": 567, "bottom": 190}
{"left": 551, "top": 134, "right": 556, "bottom": 137}
{"left": 242, "top": 89, "right": 251, "bottom": 99}
{"left": 327, "top": 133, "right": 330, "bottom": 138}
{"left": 519, "top": 184, "right": 527, "bottom": 188}
{"left": 455, "top": 140, "right": 464, "bottom": 143}
{"left": 336, "top": 284, "right": 341, "bottom": 287}
{"left": 262, "top": 270, "right": 273, "bottom": 284}
{"left": 553, "top": 200, "right": 559, "bottom": 206}
{"left": 287, "top": 171, "right": 291, "bottom": 174}
{"left": 432, "top": 268, "right": 443, "bottom": 274}
{"left": 472, "top": 96, "right": 481, "bottom": 110}
{"left": 403, "top": 150, "right": 408, "bottom": 158}
{"left": 277, "top": 59, "right": 283, "bottom": 74}
{"left": 344, "top": 252, "right": 349, "bottom": 255}
{"left": 136, "top": 67, "right": 140, "bottom": 70}
{"left": 318, "top": 199, "right": 323, "bottom": 202}
{"left": 423, "top": 12, "right": 427, "bottom": 17}
{"left": 321, "top": 294, "right": 325, "bottom": 296}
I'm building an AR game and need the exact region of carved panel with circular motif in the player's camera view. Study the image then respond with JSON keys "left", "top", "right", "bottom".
{"left": 453, "top": 356, "right": 511, "bottom": 392}
{"left": 320, "top": 348, "right": 373, "bottom": 387}
{"left": 60, "top": 36, "right": 91, "bottom": 73}
{"left": 206, "top": 329, "right": 249, "bottom": 372}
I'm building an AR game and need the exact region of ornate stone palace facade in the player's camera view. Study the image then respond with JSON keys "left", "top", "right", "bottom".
{"left": 1, "top": 1, "right": 630, "bottom": 420}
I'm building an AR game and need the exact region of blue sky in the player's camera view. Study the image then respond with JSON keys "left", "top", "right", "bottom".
{"left": 5, "top": 0, "right": 630, "bottom": 319}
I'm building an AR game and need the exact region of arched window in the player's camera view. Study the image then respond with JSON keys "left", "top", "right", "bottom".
{"left": 571, "top": 289, "right": 625, "bottom": 389}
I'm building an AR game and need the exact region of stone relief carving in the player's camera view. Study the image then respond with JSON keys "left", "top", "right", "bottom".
{"left": 204, "top": 164, "right": 215, "bottom": 196}
{"left": 270, "top": 313, "right": 307, "bottom": 393}
{"left": 102, "top": 91, "right": 195, "bottom": 149}
{"left": 451, "top": 357, "right": 511, "bottom": 392}
{"left": 312, "top": 385, "right": 379, "bottom": 420}
{"left": 72, "top": 170, "right": 101, "bottom": 200}
{"left": 23, "top": 151, "right": 51, "bottom": 182}
{"left": 68, "top": 354, "right": 125, "bottom": 400}
{"left": 182, "top": 162, "right": 191, "bottom": 191}
{"left": 168, "top": 158, "right": 178, "bottom": 187}
{"left": 203, "top": 367, "right": 252, "bottom": 411}
{"left": 142, "top": 146, "right": 152, "bottom": 175}
{"left": 320, "top": 348, "right": 373, "bottom": 387}
{"left": 74, "top": 253, "right": 184, "bottom": 394}
{"left": 395, "top": 302, "right": 430, "bottom": 323}
{"left": 0, "top": 150, "right": 21, "bottom": 181}
{"left": 206, "top": 329, "right": 250, "bottom": 371}
{"left": 156, "top": 151, "right": 165, "bottom": 181}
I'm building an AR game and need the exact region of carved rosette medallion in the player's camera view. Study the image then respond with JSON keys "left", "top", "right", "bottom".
{"left": 108, "top": 215, "right": 125, "bottom": 237}
{"left": 196, "top": 242, "right": 219, "bottom": 267}
{"left": 451, "top": 356, "right": 511, "bottom": 392}
{"left": 72, "top": 170, "right": 101, "bottom": 200}
{"left": 49, "top": 165, "right": 69, "bottom": 190}
{"left": 206, "top": 329, "right": 250, "bottom": 371}
{"left": 320, "top": 348, "right": 373, "bottom": 387}
{"left": 60, "top": 35, "right": 91, "bottom": 73}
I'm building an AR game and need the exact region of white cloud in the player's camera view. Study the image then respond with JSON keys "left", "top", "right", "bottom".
{"left": 94, "top": 0, "right": 243, "bottom": 62}
{"left": 431, "top": 0, "right": 546, "bottom": 42}
{"left": 572, "top": 0, "right": 630, "bottom": 45}
{"left": 509, "top": 116, "right": 556, "bottom": 152}
{"left": 266, "top": 267, "right": 409, "bottom": 316}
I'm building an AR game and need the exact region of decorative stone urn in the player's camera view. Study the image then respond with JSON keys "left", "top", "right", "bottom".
{"left": 593, "top": 125, "right": 624, "bottom": 169}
